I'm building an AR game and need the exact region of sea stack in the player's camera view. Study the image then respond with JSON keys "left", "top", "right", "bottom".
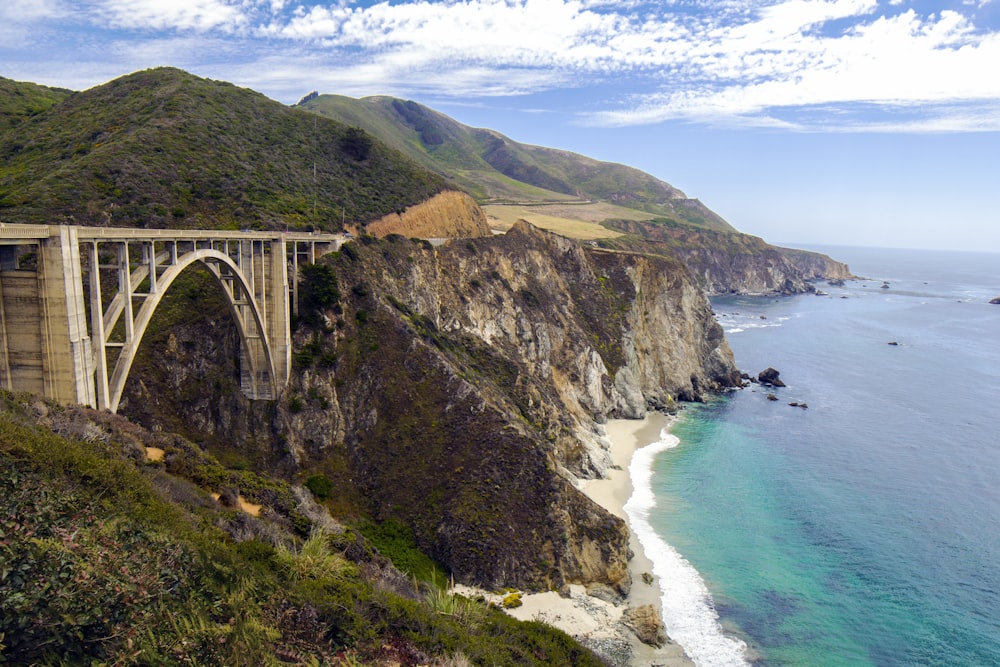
{"left": 758, "top": 367, "right": 786, "bottom": 387}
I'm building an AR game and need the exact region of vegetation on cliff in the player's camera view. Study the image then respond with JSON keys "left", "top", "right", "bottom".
{"left": 276, "top": 224, "right": 737, "bottom": 592}
{"left": 109, "top": 221, "right": 736, "bottom": 598}
{"left": 598, "top": 218, "right": 853, "bottom": 294}
{"left": 273, "top": 230, "right": 633, "bottom": 591}
{"left": 0, "top": 391, "right": 605, "bottom": 666}
{"left": 0, "top": 68, "right": 447, "bottom": 230}
{"left": 0, "top": 76, "right": 72, "bottom": 131}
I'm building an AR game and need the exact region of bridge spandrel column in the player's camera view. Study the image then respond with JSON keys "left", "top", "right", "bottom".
{"left": 267, "top": 237, "right": 291, "bottom": 391}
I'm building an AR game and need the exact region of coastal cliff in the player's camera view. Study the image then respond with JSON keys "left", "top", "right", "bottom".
{"left": 603, "top": 219, "right": 852, "bottom": 295}
{"left": 278, "top": 221, "right": 739, "bottom": 590}
{"left": 119, "top": 221, "right": 737, "bottom": 592}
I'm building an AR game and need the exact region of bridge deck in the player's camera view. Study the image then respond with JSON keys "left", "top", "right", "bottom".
{"left": 0, "top": 224, "right": 342, "bottom": 244}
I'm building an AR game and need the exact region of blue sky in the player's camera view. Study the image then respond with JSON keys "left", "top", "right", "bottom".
{"left": 2, "top": 1, "right": 999, "bottom": 252}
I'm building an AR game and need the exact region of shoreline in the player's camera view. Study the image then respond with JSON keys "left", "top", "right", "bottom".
{"left": 475, "top": 413, "right": 694, "bottom": 667}
{"left": 588, "top": 413, "right": 694, "bottom": 667}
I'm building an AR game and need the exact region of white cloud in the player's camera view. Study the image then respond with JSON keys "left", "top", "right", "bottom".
{"left": 748, "top": 0, "right": 878, "bottom": 36}
{"left": 263, "top": 0, "right": 629, "bottom": 71}
{"left": 246, "top": 0, "right": 1000, "bottom": 128}
{"left": 0, "top": 0, "right": 68, "bottom": 22}
{"left": 222, "top": 48, "right": 574, "bottom": 101}
{"left": 94, "top": 0, "right": 250, "bottom": 32}
{"left": 0, "top": 0, "right": 68, "bottom": 46}
{"left": 585, "top": 7, "right": 1000, "bottom": 130}
{"left": 5, "top": 0, "right": 1000, "bottom": 132}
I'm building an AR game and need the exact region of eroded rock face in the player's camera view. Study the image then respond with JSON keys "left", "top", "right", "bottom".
{"left": 364, "top": 190, "right": 491, "bottom": 239}
{"left": 278, "top": 222, "right": 738, "bottom": 591}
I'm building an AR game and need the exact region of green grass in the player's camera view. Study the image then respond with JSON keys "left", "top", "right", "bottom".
{"left": 0, "top": 68, "right": 447, "bottom": 230}
{"left": 0, "top": 391, "right": 606, "bottom": 666}
{"left": 301, "top": 93, "right": 736, "bottom": 231}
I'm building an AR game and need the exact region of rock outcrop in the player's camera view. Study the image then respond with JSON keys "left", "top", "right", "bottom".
{"left": 278, "top": 221, "right": 738, "bottom": 590}
{"left": 602, "top": 219, "right": 853, "bottom": 295}
{"left": 758, "top": 367, "right": 786, "bottom": 387}
{"left": 622, "top": 604, "right": 669, "bottom": 647}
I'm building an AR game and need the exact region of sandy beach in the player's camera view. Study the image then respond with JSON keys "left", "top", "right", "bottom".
{"left": 471, "top": 413, "right": 695, "bottom": 667}
{"left": 584, "top": 414, "right": 694, "bottom": 666}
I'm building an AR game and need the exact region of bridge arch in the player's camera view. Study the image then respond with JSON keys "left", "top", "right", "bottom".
{"left": 105, "top": 248, "right": 276, "bottom": 413}
{"left": 0, "top": 225, "right": 341, "bottom": 412}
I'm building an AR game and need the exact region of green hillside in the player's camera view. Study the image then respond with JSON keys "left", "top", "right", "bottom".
{"left": 0, "top": 68, "right": 447, "bottom": 230}
{"left": 0, "top": 391, "right": 603, "bottom": 665}
{"left": 299, "top": 94, "right": 735, "bottom": 232}
{"left": 0, "top": 76, "right": 72, "bottom": 131}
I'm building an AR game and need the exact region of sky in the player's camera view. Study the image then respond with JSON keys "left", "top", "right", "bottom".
{"left": 2, "top": 0, "right": 1000, "bottom": 252}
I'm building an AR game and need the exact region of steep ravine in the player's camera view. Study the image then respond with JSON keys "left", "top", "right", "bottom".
{"left": 121, "top": 221, "right": 739, "bottom": 592}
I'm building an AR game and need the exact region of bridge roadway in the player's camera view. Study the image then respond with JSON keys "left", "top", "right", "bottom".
{"left": 0, "top": 224, "right": 343, "bottom": 413}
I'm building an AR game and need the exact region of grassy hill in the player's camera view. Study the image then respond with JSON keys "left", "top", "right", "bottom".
{"left": 298, "top": 93, "right": 852, "bottom": 291}
{"left": 0, "top": 390, "right": 603, "bottom": 665}
{"left": 0, "top": 68, "right": 447, "bottom": 230}
{"left": 0, "top": 76, "right": 72, "bottom": 131}
{"left": 299, "top": 94, "right": 735, "bottom": 232}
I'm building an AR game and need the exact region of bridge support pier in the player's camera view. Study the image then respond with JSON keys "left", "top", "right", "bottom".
{"left": 0, "top": 226, "right": 96, "bottom": 406}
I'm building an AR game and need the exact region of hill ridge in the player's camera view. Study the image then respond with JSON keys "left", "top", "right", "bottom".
{"left": 0, "top": 67, "right": 448, "bottom": 230}
{"left": 299, "top": 93, "right": 735, "bottom": 232}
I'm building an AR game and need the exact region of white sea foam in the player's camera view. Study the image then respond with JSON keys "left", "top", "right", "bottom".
{"left": 715, "top": 312, "right": 791, "bottom": 335}
{"left": 624, "top": 429, "right": 750, "bottom": 667}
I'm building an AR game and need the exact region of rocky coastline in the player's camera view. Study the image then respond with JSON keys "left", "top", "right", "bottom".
{"left": 457, "top": 413, "right": 695, "bottom": 667}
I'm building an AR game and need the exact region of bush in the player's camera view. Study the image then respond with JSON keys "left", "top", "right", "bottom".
{"left": 341, "top": 243, "right": 359, "bottom": 261}
{"left": 305, "top": 474, "right": 334, "bottom": 500}
{"left": 299, "top": 262, "right": 340, "bottom": 321}
{"left": 501, "top": 592, "right": 523, "bottom": 609}
{"left": 340, "top": 126, "right": 373, "bottom": 161}
{"left": 357, "top": 518, "right": 446, "bottom": 584}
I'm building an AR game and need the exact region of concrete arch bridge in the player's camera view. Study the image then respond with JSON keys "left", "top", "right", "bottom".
{"left": 0, "top": 225, "right": 342, "bottom": 413}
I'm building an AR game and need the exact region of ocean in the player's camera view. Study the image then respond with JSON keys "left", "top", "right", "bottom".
{"left": 627, "top": 246, "right": 1000, "bottom": 666}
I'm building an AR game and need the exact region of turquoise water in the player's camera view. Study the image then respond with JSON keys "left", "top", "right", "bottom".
{"left": 644, "top": 247, "right": 1000, "bottom": 666}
